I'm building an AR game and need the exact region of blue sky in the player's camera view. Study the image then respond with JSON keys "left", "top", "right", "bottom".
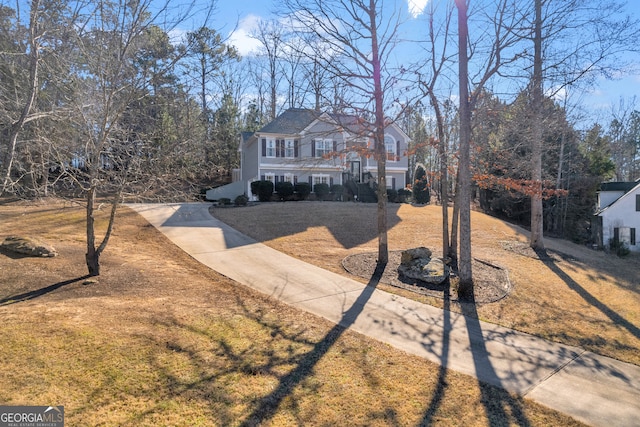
{"left": 209, "top": 0, "right": 640, "bottom": 122}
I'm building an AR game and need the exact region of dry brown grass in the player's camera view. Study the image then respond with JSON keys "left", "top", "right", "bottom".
{"left": 0, "top": 199, "right": 587, "bottom": 426}
{"left": 212, "top": 201, "right": 640, "bottom": 366}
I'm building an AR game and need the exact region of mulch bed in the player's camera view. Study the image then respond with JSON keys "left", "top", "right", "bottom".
{"left": 342, "top": 250, "right": 512, "bottom": 304}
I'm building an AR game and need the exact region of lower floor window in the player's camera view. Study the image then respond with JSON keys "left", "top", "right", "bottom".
{"left": 313, "top": 174, "right": 329, "bottom": 185}
{"left": 613, "top": 227, "right": 637, "bottom": 246}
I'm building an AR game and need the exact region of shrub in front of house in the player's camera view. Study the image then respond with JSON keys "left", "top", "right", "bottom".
{"left": 257, "top": 180, "right": 274, "bottom": 202}
{"left": 294, "top": 182, "right": 311, "bottom": 200}
{"left": 387, "top": 189, "right": 398, "bottom": 203}
{"left": 218, "top": 197, "right": 231, "bottom": 206}
{"left": 234, "top": 194, "right": 248, "bottom": 206}
{"left": 250, "top": 181, "right": 260, "bottom": 197}
{"left": 609, "top": 238, "right": 630, "bottom": 257}
{"left": 275, "top": 181, "right": 294, "bottom": 201}
{"left": 398, "top": 188, "right": 412, "bottom": 203}
{"left": 330, "top": 184, "right": 344, "bottom": 201}
{"left": 314, "top": 183, "right": 330, "bottom": 200}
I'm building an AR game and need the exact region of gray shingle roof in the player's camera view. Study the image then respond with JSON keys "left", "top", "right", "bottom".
{"left": 257, "top": 108, "right": 324, "bottom": 134}
{"left": 599, "top": 181, "right": 638, "bottom": 192}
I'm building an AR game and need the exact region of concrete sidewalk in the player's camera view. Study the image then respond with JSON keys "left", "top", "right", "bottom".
{"left": 127, "top": 202, "right": 640, "bottom": 427}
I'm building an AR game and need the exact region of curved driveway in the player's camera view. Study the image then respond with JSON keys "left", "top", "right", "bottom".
{"left": 127, "top": 202, "right": 640, "bottom": 427}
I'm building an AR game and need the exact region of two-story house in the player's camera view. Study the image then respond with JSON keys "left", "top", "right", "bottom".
{"left": 593, "top": 180, "right": 640, "bottom": 252}
{"left": 232, "top": 108, "right": 410, "bottom": 201}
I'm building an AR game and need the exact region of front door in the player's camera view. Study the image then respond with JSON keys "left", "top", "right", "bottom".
{"left": 350, "top": 160, "right": 361, "bottom": 182}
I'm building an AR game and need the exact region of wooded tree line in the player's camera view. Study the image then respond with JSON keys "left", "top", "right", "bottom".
{"left": 1, "top": 0, "right": 637, "bottom": 285}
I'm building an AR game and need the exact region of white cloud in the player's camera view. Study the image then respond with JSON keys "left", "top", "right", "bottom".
{"left": 168, "top": 28, "right": 187, "bottom": 45}
{"left": 407, "top": 0, "right": 429, "bottom": 18}
{"left": 228, "top": 14, "right": 262, "bottom": 57}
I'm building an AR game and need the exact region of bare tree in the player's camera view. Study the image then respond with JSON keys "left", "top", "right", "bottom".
{"left": 530, "top": 0, "right": 544, "bottom": 250}
{"left": 251, "top": 19, "right": 285, "bottom": 121}
{"left": 59, "top": 0, "right": 213, "bottom": 276}
{"left": 416, "top": 0, "right": 456, "bottom": 262}
{"left": 301, "top": 38, "right": 332, "bottom": 111}
{"left": 453, "top": 0, "right": 527, "bottom": 295}
{"left": 1, "top": 0, "right": 42, "bottom": 195}
{"left": 281, "top": 0, "right": 409, "bottom": 265}
{"left": 523, "top": 0, "right": 639, "bottom": 250}
{"left": 455, "top": 0, "right": 474, "bottom": 296}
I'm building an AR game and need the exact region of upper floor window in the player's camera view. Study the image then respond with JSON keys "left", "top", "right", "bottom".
{"left": 385, "top": 135, "right": 397, "bottom": 162}
{"left": 314, "top": 139, "right": 334, "bottom": 158}
{"left": 263, "top": 138, "right": 276, "bottom": 158}
{"left": 285, "top": 139, "right": 295, "bottom": 158}
{"left": 262, "top": 138, "right": 298, "bottom": 158}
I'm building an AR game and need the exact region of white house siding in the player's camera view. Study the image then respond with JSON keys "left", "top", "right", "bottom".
{"left": 599, "top": 185, "right": 640, "bottom": 252}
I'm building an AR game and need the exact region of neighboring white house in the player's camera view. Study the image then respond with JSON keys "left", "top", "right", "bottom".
{"left": 593, "top": 180, "right": 640, "bottom": 252}
{"left": 207, "top": 108, "right": 410, "bottom": 202}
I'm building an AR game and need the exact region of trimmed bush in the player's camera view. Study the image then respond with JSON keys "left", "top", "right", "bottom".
{"left": 314, "top": 183, "right": 330, "bottom": 200}
{"left": 275, "top": 181, "right": 295, "bottom": 201}
{"left": 387, "top": 189, "right": 398, "bottom": 203}
{"left": 234, "top": 194, "right": 248, "bottom": 206}
{"left": 330, "top": 184, "right": 344, "bottom": 201}
{"left": 257, "top": 180, "right": 274, "bottom": 202}
{"left": 218, "top": 197, "right": 231, "bottom": 205}
{"left": 398, "top": 188, "right": 412, "bottom": 203}
{"left": 294, "top": 182, "right": 311, "bottom": 200}
{"left": 250, "top": 181, "right": 260, "bottom": 197}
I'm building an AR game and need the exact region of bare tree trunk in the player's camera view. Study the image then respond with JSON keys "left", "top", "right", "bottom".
{"left": 455, "top": 0, "right": 473, "bottom": 297}
{"left": 370, "top": 0, "right": 388, "bottom": 265}
{"left": 530, "top": 0, "right": 544, "bottom": 250}
{"left": 420, "top": 1, "right": 454, "bottom": 262}
{"left": 449, "top": 168, "right": 460, "bottom": 267}
{"left": 435, "top": 102, "right": 449, "bottom": 261}
{"left": 85, "top": 186, "right": 100, "bottom": 276}
{"left": 85, "top": 185, "right": 121, "bottom": 276}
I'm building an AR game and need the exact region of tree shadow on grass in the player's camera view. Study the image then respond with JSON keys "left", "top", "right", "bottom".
{"left": 418, "top": 285, "right": 531, "bottom": 426}
{"left": 419, "top": 282, "right": 451, "bottom": 425}
{"left": 535, "top": 248, "right": 640, "bottom": 340}
{"left": 0, "top": 275, "right": 90, "bottom": 306}
{"left": 239, "top": 263, "right": 386, "bottom": 427}
{"left": 459, "top": 294, "right": 531, "bottom": 427}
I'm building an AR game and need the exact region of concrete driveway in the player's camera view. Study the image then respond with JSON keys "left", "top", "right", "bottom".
{"left": 127, "top": 202, "right": 640, "bottom": 427}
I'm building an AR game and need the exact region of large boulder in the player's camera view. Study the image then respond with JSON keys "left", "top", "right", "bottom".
{"left": 1, "top": 236, "right": 58, "bottom": 257}
{"left": 398, "top": 247, "right": 448, "bottom": 285}
{"left": 400, "top": 247, "right": 432, "bottom": 264}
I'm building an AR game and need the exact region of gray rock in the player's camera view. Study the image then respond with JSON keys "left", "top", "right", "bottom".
{"left": 398, "top": 247, "right": 448, "bottom": 285}
{"left": 400, "top": 247, "right": 433, "bottom": 265}
{"left": 1, "top": 236, "right": 58, "bottom": 257}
